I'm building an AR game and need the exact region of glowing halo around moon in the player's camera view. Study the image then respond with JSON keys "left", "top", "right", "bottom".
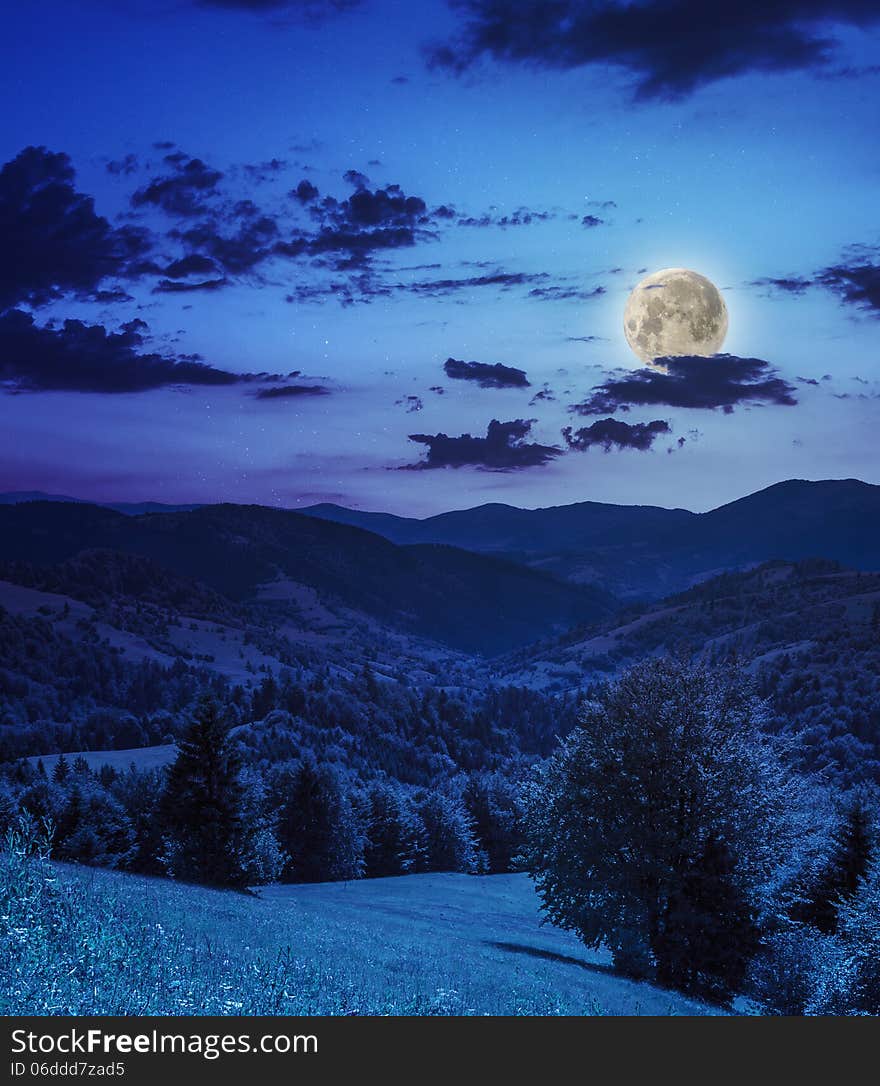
{"left": 623, "top": 267, "right": 728, "bottom": 365}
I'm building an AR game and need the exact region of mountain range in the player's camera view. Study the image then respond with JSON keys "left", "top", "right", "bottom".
{"left": 3, "top": 478, "right": 879, "bottom": 605}
{"left": 0, "top": 501, "right": 612, "bottom": 655}
{"left": 1, "top": 481, "right": 879, "bottom": 783}
{"left": 302, "top": 478, "right": 880, "bottom": 598}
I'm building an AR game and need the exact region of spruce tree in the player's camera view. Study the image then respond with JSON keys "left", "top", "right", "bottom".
{"left": 811, "top": 860, "right": 880, "bottom": 1015}
{"left": 799, "top": 796, "right": 874, "bottom": 934}
{"left": 462, "top": 773, "right": 521, "bottom": 874}
{"left": 159, "top": 695, "right": 251, "bottom": 888}
{"left": 657, "top": 834, "right": 762, "bottom": 1005}
{"left": 362, "top": 782, "right": 422, "bottom": 877}
{"left": 417, "top": 791, "right": 481, "bottom": 874}
{"left": 278, "top": 759, "right": 363, "bottom": 883}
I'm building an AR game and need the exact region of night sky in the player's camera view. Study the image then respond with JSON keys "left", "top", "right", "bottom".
{"left": 1, "top": 0, "right": 878, "bottom": 515}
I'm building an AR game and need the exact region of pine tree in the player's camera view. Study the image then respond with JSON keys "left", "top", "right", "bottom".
{"left": 798, "top": 796, "right": 874, "bottom": 934}
{"left": 810, "top": 860, "right": 880, "bottom": 1015}
{"left": 362, "top": 782, "right": 423, "bottom": 877}
{"left": 657, "top": 834, "right": 762, "bottom": 1005}
{"left": 462, "top": 772, "right": 521, "bottom": 874}
{"left": 278, "top": 759, "right": 364, "bottom": 883}
{"left": 54, "top": 781, "right": 134, "bottom": 869}
{"left": 52, "top": 754, "right": 70, "bottom": 784}
{"left": 159, "top": 695, "right": 252, "bottom": 888}
{"left": 417, "top": 791, "right": 481, "bottom": 874}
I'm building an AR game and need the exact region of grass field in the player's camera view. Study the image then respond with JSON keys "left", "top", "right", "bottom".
{"left": 2, "top": 851, "right": 719, "bottom": 1016}
{"left": 26, "top": 745, "right": 178, "bottom": 775}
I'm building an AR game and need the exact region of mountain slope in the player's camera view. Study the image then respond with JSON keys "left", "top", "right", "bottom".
{"left": 687, "top": 479, "right": 880, "bottom": 568}
{"left": 496, "top": 558, "right": 880, "bottom": 784}
{"left": 0, "top": 501, "right": 614, "bottom": 655}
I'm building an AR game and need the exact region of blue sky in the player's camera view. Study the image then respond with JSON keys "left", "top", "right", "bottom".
{"left": 1, "top": 0, "right": 878, "bottom": 514}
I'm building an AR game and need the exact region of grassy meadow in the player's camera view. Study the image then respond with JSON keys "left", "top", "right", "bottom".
{"left": 1, "top": 840, "right": 717, "bottom": 1016}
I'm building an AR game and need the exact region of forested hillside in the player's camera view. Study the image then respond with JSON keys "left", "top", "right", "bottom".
{"left": 499, "top": 559, "right": 880, "bottom": 784}
{"left": 1, "top": 496, "right": 879, "bottom": 1016}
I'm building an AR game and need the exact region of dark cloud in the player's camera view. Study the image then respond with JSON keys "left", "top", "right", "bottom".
{"left": 395, "top": 394, "right": 424, "bottom": 412}
{"left": 752, "top": 274, "right": 813, "bottom": 295}
{"left": 457, "top": 207, "right": 554, "bottom": 228}
{"left": 106, "top": 154, "right": 139, "bottom": 177}
{"left": 162, "top": 254, "right": 221, "bottom": 279}
{"left": 342, "top": 169, "right": 370, "bottom": 191}
{"left": 563, "top": 417, "right": 671, "bottom": 451}
{"left": 0, "top": 310, "right": 247, "bottom": 393}
{"left": 171, "top": 206, "right": 280, "bottom": 276}
{"left": 284, "top": 275, "right": 388, "bottom": 306}
{"left": 195, "top": 1, "right": 360, "bottom": 15}
{"left": 241, "top": 158, "right": 288, "bottom": 182}
{"left": 131, "top": 156, "right": 224, "bottom": 217}
{"left": 255, "top": 383, "right": 329, "bottom": 399}
{"left": 755, "top": 248, "right": 880, "bottom": 315}
{"left": 443, "top": 357, "right": 530, "bottom": 388}
{"left": 816, "top": 259, "right": 880, "bottom": 315}
{"left": 0, "top": 146, "right": 152, "bottom": 310}
{"left": 153, "top": 277, "right": 229, "bottom": 294}
{"left": 407, "top": 419, "right": 561, "bottom": 470}
{"left": 93, "top": 288, "right": 135, "bottom": 304}
{"left": 311, "top": 180, "right": 428, "bottom": 236}
{"left": 271, "top": 176, "right": 439, "bottom": 272}
{"left": 529, "top": 387, "right": 555, "bottom": 405}
{"left": 406, "top": 271, "right": 550, "bottom": 297}
{"left": 429, "top": 1, "right": 880, "bottom": 99}
{"left": 527, "top": 284, "right": 605, "bottom": 302}
{"left": 292, "top": 178, "right": 319, "bottom": 202}
{"left": 2, "top": 145, "right": 588, "bottom": 313}
{"left": 570, "top": 355, "right": 798, "bottom": 416}
{"left": 581, "top": 214, "right": 604, "bottom": 228}
{"left": 285, "top": 265, "right": 598, "bottom": 306}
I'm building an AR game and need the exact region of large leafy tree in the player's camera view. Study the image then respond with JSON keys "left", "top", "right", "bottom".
{"left": 522, "top": 657, "right": 811, "bottom": 1004}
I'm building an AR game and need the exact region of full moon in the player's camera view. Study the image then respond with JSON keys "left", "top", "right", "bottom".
{"left": 623, "top": 267, "right": 728, "bottom": 364}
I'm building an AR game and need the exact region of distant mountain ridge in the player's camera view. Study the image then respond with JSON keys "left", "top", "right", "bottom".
{"left": 305, "top": 479, "right": 880, "bottom": 598}
{"left": 3, "top": 479, "right": 880, "bottom": 600}
{"left": 0, "top": 491, "right": 203, "bottom": 516}
{"left": 302, "top": 498, "right": 695, "bottom": 551}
